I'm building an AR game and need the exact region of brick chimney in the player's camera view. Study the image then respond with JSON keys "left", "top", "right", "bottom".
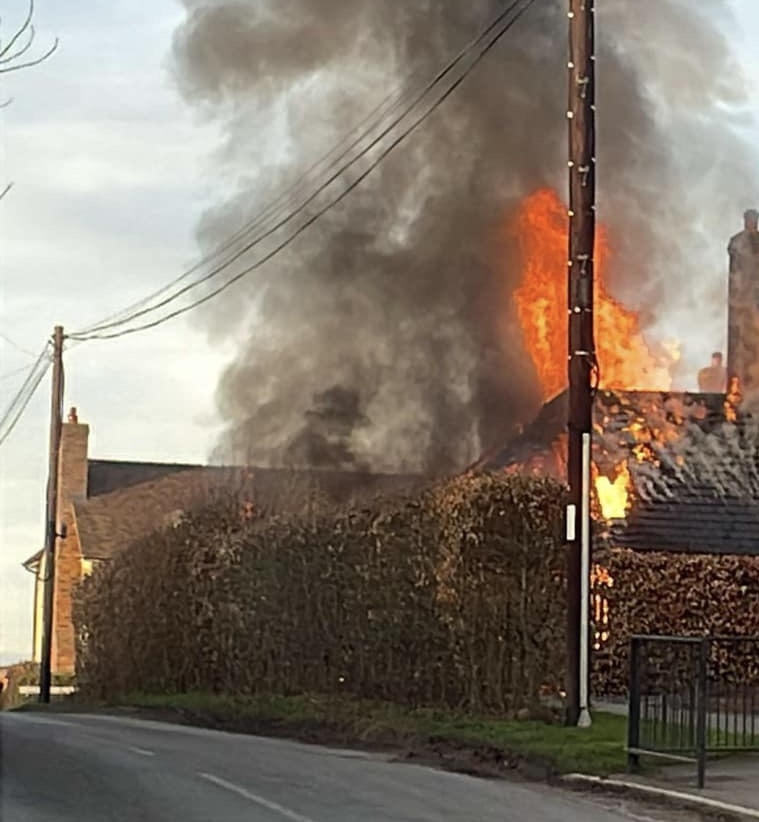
{"left": 727, "top": 210, "right": 759, "bottom": 398}
{"left": 52, "top": 406, "right": 90, "bottom": 674}
{"left": 57, "top": 407, "right": 89, "bottom": 503}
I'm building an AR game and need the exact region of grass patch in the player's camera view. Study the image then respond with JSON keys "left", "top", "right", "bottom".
{"left": 9, "top": 695, "right": 90, "bottom": 713}
{"left": 106, "top": 692, "right": 630, "bottom": 777}
{"left": 433, "top": 711, "right": 630, "bottom": 775}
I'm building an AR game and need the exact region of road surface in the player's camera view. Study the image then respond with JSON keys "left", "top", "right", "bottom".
{"left": 1, "top": 711, "right": 695, "bottom": 821}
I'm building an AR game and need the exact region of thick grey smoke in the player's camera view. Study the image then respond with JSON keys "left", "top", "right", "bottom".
{"left": 172, "top": 0, "right": 757, "bottom": 475}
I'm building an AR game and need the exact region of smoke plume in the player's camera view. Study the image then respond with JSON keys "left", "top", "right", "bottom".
{"left": 172, "top": 0, "right": 757, "bottom": 475}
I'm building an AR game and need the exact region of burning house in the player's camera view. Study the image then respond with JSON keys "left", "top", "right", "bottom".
{"left": 172, "top": 1, "right": 759, "bottom": 479}
{"left": 479, "top": 207, "right": 759, "bottom": 557}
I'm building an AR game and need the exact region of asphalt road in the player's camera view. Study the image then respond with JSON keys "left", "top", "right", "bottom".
{"left": 0, "top": 712, "right": 694, "bottom": 821}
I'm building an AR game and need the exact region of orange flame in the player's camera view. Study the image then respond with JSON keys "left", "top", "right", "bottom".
{"left": 725, "top": 376, "right": 741, "bottom": 421}
{"left": 593, "top": 462, "right": 631, "bottom": 520}
{"left": 511, "top": 189, "right": 677, "bottom": 401}
{"left": 591, "top": 564, "right": 614, "bottom": 651}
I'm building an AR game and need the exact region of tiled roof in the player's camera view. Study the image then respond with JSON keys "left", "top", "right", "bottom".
{"left": 480, "top": 388, "right": 759, "bottom": 556}
{"left": 476, "top": 390, "right": 568, "bottom": 477}
{"left": 596, "top": 390, "right": 759, "bottom": 555}
{"left": 75, "top": 465, "right": 423, "bottom": 560}
{"left": 608, "top": 499, "right": 759, "bottom": 555}
{"left": 87, "top": 459, "right": 206, "bottom": 497}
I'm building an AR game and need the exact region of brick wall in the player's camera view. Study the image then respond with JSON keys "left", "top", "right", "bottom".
{"left": 52, "top": 416, "right": 89, "bottom": 674}
{"left": 727, "top": 226, "right": 759, "bottom": 398}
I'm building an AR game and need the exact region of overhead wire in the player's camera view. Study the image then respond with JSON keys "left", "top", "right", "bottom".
{"left": 0, "top": 331, "right": 37, "bottom": 358}
{"left": 73, "top": 68, "right": 435, "bottom": 336}
{"left": 0, "top": 361, "right": 38, "bottom": 383}
{"left": 70, "top": 0, "right": 538, "bottom": 342}
{"left": 0, "top": 0, "right": 540, "bottom": 451}
{"left": 73, "top": 7, "right": 510, "bottom": 337}
{"left": 0, "top": 343, "right": 50, "bottom": 429}
{"left": 0, "top": 362, "right": 50, "bottom": 447}
{"left": 76, "top": 0, "right": 528, "bottom": 337}
{"left": 72, "top": 2, "right": 526, "bottom": 337}
{"left": 0, "top": 344, "right": 52, "bottom": 448}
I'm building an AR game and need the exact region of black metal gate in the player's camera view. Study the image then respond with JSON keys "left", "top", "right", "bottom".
{"left": 627, "top": 635, "right": 759, "bottom": 788}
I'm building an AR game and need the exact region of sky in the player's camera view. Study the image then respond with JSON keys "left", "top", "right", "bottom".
{"left": 0, "top": 0, "right": 758, "bottom": 664}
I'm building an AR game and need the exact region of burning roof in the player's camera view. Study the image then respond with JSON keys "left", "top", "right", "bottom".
{"left": 480, "top": 388, "right": 759, "bottom": 556}
{"left": 481, "top": 190, "right": 759, "bottom": 557}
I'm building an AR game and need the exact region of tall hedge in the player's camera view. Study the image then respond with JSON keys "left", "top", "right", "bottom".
{"left": 74, "top": 473, "right": 567, "bottom": 712}
{"left": 74, "top": 471, "right": 759, "bottom": 709}
{"left": 592, "top": 548, "right": 759, "bottom": 694}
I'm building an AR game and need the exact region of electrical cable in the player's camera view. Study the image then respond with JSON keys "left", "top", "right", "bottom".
{"left": 0, "top": 344, "right": 50, "bottom": 429}
{"left": 73, "top": 67, "right": 436, "bottom": 336}
{"left": 70, "top": 0, "right": 539, "bottom": 342}
{"left": 0, "top": 362, "right": 38, "bottom": 383}
{"left": 0, "top": 331, "right": 37, "bottom": 358}
{"left": 72, "top": 0, "right": 537, "bottom": 338}
{"left": 0, "top": 346, "right": 51, "bottom": 448}
{"left": 74, "top": 0, "right": 529, "bottom": 337}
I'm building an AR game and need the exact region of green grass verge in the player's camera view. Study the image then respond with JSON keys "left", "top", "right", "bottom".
{"left": 111, "top": 692, "right": 630, "bottom": 776}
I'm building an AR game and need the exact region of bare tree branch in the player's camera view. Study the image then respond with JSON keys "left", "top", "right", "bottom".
{"left": 0, "top": 37, "right": 57, "bottom": 74}
{"left": 0, "top": 23, "right": 36, "bottom": 64}
{"left": 0, "top": 0, "right": 57, "bottom": 75}
{"left": 0, "top": 0, "right": 35, "bottom": 60}
{"left": 0, "top": 2, "right": 58, "bottom": 201}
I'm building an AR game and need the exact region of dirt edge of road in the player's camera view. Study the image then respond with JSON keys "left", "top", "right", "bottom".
{"left": 91, "top": 703, "right": 560, "bottom": 782}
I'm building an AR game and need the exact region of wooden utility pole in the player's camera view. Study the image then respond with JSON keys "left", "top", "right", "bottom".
{"left": 566, "top": 0, "right": 596, "bottom": 727}
{"left": 39, "top": 325, "right": 65, "bottom": 704}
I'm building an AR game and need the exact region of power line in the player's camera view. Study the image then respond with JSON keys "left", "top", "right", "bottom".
{"left": 71, "top": 0, "right": 539, "bottom": 342}
{"left": 0, "top": 362, "right": 49, "bottom": 447}
{"left": 3, "top": 2, "right": 539, "bottom": 444}
{"left": 0, "top": 344, "right": 51, "bottom": 448}
{"left": 0, "top": 337, "right": 83, "bottom": 451}
{"left": 73, "top": 3, "right": 530, "bottom": 338}
{"left": 73, "top": 0, "right": 537, "bottom": 339}
{"left": 73, "top": 66, "right": 437, "bottom": 337}
{"left": 0, "top": 344, "right": 49, "bottom": 428}
{"left": 0, "top": 362, "right": 37, "bottom": 383}
{"left": 0, "top": 331, "right": 37, "bottom": 358}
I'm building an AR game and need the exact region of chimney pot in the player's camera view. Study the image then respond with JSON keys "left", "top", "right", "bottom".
{"left": 68, "top": 407, "right": 78, "bottom": 424}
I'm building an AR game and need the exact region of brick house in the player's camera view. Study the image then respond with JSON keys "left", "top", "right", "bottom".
{"left": 22, "top": 408, "right": 421, "bottom": 675}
